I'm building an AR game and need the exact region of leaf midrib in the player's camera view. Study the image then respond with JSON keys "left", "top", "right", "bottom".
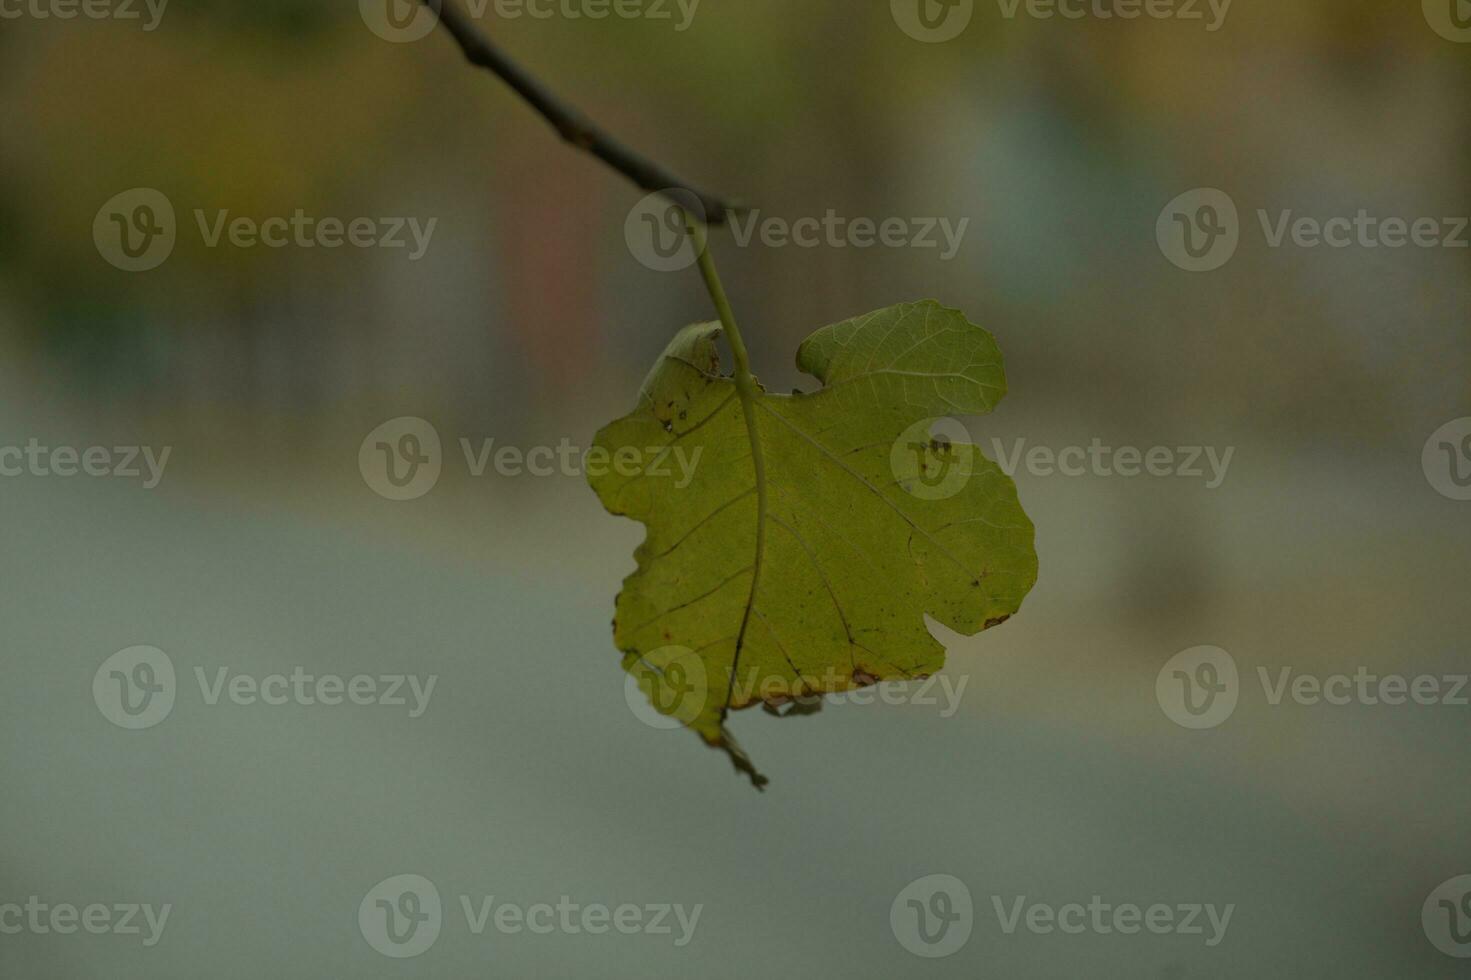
{"left": 721, "top": 372, "right": 769, "bottom": 719}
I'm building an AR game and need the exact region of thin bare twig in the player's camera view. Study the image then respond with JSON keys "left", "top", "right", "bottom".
{"left": 422, "top": 0, "right": 740, "bottom": 224}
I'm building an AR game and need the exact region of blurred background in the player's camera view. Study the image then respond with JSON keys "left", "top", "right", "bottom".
{"left": 1, "top": 0, "right": 1469, "bottom": 976}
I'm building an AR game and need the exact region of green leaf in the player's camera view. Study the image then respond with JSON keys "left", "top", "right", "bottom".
{"left": 589, "top": 300, "right": 1038, "bottom": 788}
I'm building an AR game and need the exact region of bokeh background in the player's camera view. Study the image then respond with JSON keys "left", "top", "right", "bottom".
{"left": 2, "top": 0, "right": 1469, "bottom": 976}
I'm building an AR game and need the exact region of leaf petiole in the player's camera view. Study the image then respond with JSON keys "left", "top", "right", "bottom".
{"left": 683, "top": 212, "right": 754, "bottom": 389}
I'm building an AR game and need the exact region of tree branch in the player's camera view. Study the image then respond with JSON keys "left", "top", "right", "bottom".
{"left": 422, "top": 0, "right": 740, "bottom": 225}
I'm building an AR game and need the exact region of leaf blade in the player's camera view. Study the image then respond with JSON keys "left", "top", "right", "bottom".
{"left": 590, "top": 300, "right": 1038, "bottom": 787}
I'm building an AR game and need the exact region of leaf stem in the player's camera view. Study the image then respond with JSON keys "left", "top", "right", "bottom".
{"left": 685, "top": 215, "right": 752, "bottom": 385}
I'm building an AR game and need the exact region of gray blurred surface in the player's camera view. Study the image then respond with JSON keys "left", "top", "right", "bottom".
{"left": 1, "top": 375, "right": 1467, "bottom": 977}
